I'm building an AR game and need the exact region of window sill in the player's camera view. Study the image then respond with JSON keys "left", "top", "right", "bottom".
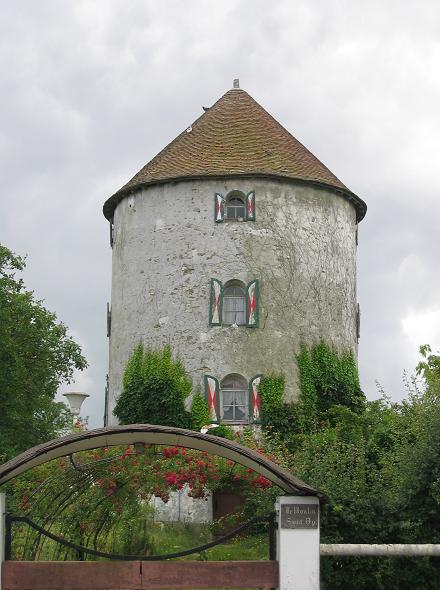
{"left": 222, "top": 421, "right": 249, "bottom": 426}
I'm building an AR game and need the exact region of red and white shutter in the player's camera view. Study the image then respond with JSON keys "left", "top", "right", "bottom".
{"left": 209, "top": 279, "right": 223, "bottom": 326}
{"left": 246, "top": 191, "right": 256, "bottom": 221}
{"left": 214, "top": 193, "right": 225, "bottom": 223}
{"left": 205, "top": 375, "right": 220, "bottom": 423}
{"left": 249, "top": 375, "right": 262, "bottom": 422}
{"left": 246, "top": 279, "right": 259, "bottom": 327}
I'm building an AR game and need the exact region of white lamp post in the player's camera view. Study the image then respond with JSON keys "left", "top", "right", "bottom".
{"left": 63, "top": 392, "right": 89, "bottom": 421}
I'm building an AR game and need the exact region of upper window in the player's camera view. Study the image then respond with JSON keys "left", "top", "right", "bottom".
{"left": 221, "top": 374, "right": 249, "bottom": 423}
{"left": 214, "top": 191, "right": 256, "bottom": 223}
{"left": 226, "top": 192, "right": 246, "bottom": 221}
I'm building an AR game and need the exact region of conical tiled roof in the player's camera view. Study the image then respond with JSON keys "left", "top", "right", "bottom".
{"left": 103, "top": 88, "right": 366, "bottom": 221}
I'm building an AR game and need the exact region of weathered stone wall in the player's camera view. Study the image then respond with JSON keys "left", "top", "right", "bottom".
{"left": 107, "top": 178, "right": 357, "bottom": 422}
{"left": 151, "top": 489, "right": 213, "bottom": 523}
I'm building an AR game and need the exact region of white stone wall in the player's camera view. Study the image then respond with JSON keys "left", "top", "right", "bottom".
{"left": 107, "top": 178, "right": 357, "bottom": 421}
{"left": 151, "top": 489, "right": 213, "bottom": 523}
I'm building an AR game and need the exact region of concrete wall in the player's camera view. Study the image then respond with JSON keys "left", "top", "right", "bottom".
{"left": 151, "top": 488, "right": 213, "bottom": 523}
{"left": 107, "top": 177, "right": 357, "bottom": 422}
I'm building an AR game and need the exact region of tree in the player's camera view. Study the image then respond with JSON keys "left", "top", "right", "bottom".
{"left": 114, "top": 343, "right": 192, "bottom": 428}
{"left": 378, "top": 347, "right": 440, "bottom": 588}
{"left": 0, "top": 245, "right": 87, "bottom": 459}
{"left": 258, "top": 343, "right": 440, "bottom": 588}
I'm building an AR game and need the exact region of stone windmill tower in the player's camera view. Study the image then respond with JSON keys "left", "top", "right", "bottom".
{"left": 103, "top": 81, "right": 366, "bottom": 427}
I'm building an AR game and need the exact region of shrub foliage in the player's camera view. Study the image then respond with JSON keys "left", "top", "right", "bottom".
{"left": 114, "top": 344, "right": 192, "bottom": 428}
{"left": 190, "top": 389, "right": 210, "bottom": 430}
{"left": 258, "top": 343, "right": 440, "bottom": 589}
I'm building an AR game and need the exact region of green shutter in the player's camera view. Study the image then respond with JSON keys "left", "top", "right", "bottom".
{"left": 104, "top": 374, "right": 109, "bottom": 427}
{"left": 107, "top": 302, "right": 112, "bottom": 337}
{"left": 356, "top": 303, "right": 360, "bottom": 341}
{"left": 205, "top": 375, "right": 220, "bottom": 423}
{"left": 209, "top": 279, "right": 223, "bottom": 326}
{"left": 214, "top": 193, "right": 225, "bottom": 223}
{"left": 246, "top": 279, "right": 259, "bottom": 327}
{"left": 249, "top": 374, "right": 263, "bottom": 423}
{"left": 109, "top": 218, "right": 114, "bottom": 247}
{"left": 246, "top": 191, "right": 256, "bottom": 221}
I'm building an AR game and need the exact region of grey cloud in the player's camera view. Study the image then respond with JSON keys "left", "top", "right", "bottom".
{"left": 1, "top": 0, "right": 439, "bottom": 426}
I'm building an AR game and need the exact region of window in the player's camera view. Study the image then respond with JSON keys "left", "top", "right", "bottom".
{"left": 221, "top": 374, "right": 249, "bottom": 423}
{"left": 226, "top": 192, "right": 246, "bottom": 221}
{"left": 209, "top": 279, "right": 259, "bottom": 327}
{"left": 214, "top": 191, "right": 255, "bottom": 223}
{"left": 205, "top": 374, "right": 262, "bottom": 424}
{"left": 223, "top": 283, "right": 246, "bottom": 325}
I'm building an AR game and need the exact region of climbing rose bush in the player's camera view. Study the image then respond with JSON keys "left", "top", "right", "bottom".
{"left": 6, "top": 432, "right": 280, "bottom": 559}
{"left": 11, "top": 443, "right": 273, "bottom": 518}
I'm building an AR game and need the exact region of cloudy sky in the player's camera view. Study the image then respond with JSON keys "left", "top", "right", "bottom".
{"left": 1, "top": 0, "right": 439, "bottom": 427}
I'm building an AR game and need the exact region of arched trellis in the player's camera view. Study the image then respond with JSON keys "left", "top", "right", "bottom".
{"left": 0, "top": 424, "right": 325, "bottom": 500}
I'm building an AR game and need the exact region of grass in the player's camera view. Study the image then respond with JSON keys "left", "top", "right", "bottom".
{"left": 147, "top": 523, "right": 268, "bottom": 561}
{"left": 10, "top": 520, "right": 269, "bottom": 562}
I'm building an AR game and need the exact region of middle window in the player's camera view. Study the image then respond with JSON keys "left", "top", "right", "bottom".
{"left": 223, "top": 281, "right": 246, "bottom": 325}
{"left": 209, "top": 278, "right": 259, "bottom": 327}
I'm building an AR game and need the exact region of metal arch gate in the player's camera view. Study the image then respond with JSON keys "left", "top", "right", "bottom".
{"left": 2, "top": 513, "right": 278, "bottom": 590}
{"left": 0, "top": 425, "right": 323, "bottom": 590}
{"left": 1, "top": 508, "right": 278, "bottom": 590}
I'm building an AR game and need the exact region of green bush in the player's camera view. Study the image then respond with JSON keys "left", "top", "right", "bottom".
{"left": 297, "top": 341, "right": 365, "bottom": 427}
{"left": 190, "top": 389, "right": 210, "bottom": 430}
{"left": 258, "top": 374, "right": 300, "bottom": 439}
{"left": 114, "top": 344, "right": 192, "bottom": 427}
{"left": 208, "top": 424, "right": 235, "bottom": 439}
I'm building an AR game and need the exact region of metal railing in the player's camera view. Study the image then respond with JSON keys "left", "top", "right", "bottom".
{"left": 320, "top": 544, "right": 440, "bottom": 557}
{"left": 5, "top": 512, "right": 277, "bottom": 562}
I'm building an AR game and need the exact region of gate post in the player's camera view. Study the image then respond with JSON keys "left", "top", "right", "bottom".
{"left": 275, "top": 495, "right": 320, "bottom": 590}
{"left": 0, "top": 493, "right": 5, "bottom": 590}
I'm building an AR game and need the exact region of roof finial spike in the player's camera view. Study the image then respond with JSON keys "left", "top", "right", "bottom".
{"left": 233, "top": 78, "right": 240, "bottom": 89}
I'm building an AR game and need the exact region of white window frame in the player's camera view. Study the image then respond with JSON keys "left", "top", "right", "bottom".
{"left": 225, "top": 191, "right": 246, "bottom": 222}
{"left": 220, "top": 375, "right": 249, "bottom": 424}
{"left": 223, "top": 284, "right": 246, "bottom": 325}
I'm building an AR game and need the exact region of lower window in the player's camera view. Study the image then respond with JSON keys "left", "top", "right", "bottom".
{"left": 205, "top": 373, "right": 262, "bottom": 424}
{"left": 221, "top": 374, "right": 249, "bottom": 423}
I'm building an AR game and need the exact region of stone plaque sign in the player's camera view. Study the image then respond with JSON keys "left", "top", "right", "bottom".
{"left": 281, "top": 503, "right": 319, "bottom": 529}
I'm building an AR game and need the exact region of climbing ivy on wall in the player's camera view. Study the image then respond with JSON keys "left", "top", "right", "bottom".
{"left": 259, "top": 342, "right": 365, "bottom": 438}
{"left": 259, "top": 374, "right": 296, "bottom": 438}
{"left": 114, "top": 344, "right": 193, "bottom": 428}
{"left": 259, "top": 374, "right": 285, "bottom": 410}
{"left": 114, "top": 345, "right": 225, "bottom": 432}
{"left": 190, "top": 389, "right": 210, "bottom": 431}
{"left": 296, "top": 341, "right": 365, "bottom": 424}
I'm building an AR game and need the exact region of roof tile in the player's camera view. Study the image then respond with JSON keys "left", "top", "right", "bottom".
{"left": 103, "top": 88, "right": 366, "bottom": 220}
